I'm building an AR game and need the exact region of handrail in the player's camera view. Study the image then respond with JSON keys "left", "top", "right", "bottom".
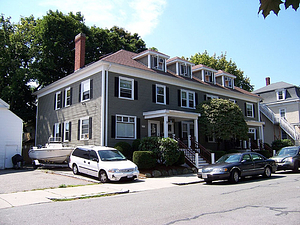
{"left": 191, "top": 137, "right": 211, "bottom": 164}
{"left": 175, "top": 137, "right": 197, "bottom": 167}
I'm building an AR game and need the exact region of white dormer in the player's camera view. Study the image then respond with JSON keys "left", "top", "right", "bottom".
{"left": 166, "top": 57, "right": 194, "bottom": 78}
{"left": 133, "top": 49, "right": 169, "bottom": 72}
{"left": 192, "top": 64, "right": 218, "bottom": 84}
{"left": 215, "top": 70, "right": 236, "bottom": 88}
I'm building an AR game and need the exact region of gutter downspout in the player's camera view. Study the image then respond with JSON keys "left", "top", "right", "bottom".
{"left": 105, "top": 64, "right": 111, "bottom": 146}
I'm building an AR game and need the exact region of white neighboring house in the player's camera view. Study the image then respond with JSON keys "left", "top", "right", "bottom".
{"left": 0, "top": 98, "right": 23, "bottom": 169}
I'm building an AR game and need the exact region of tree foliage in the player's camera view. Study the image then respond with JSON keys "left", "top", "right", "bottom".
{"left": 259, "top": 0, "right": 299, "bottom": 18}
{"left": 0, "top": 10, "right": 147, "bottom": 124}
{"left": 196, "top": 99, "right": 248, "bottom": 145}
{"left": 188, "top": 51, "right": 254, "bottom": 92}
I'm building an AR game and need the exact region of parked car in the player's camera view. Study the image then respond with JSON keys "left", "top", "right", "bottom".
{"left": 69, "top": 146, "right": 139, "bottom": 183}
{"left": 270, "top": 146, "right": 300, "bottom": 172}
{"left": 198, "top": 152, "right": 277, "bottom": 184}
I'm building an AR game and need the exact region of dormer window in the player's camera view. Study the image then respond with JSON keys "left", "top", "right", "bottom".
{"left": 204, "top": 70, "right": 214, "bottom": 83}
{"left": 180, "top": 64, "right": 191, "bottom": 77}
{"left": 152, "top": 55, "right": 165, "bottom": 71}
{"left": 224, "top": 77, "right": 233, "bottom": 88}
{"left": 276, "top": 89, "right": 286, "bottom": 100}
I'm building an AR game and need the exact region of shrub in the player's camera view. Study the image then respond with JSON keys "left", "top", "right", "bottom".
{"left": 133, "top": 151, "right": 157, "bottom": 169}
{"left": 159, "top": 137, "right": 181, "bottom": 166}
{"left": 114, "top": 142, "right": 132, "bottom": 159}
{"left": 139, "top": 137, "right": 161, "bottom": 160}
{"left": 132, "top": 139, "right": 141, "bottom": 152}
{"left": 174, "top": 151, "right": 185, "bottom": 166}
{"left": 271, "top": 139, "right": 293, "bottom": 151}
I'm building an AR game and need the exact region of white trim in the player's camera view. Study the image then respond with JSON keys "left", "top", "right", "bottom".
{"left": 55, "top": 91, "right": 61, "bottom": 110}
{"left": 180, "top": 89, "right": 196, "bottom": 109}
{"left": 80, "top": 79, "right": 90, "bottom": 102}
{"left": 63, "top": 121, "right": 70, "bottom": 142}
{"left": 143, "top": 109, "right": 200, "bottom": 120}
{"left": 148, "top": 120, "right": 161, "bottom": 137}
{"left": 156, "top": 84, "right": 166, "bottom": 105}
{"left": 115, "top": 114, "right": 137, "bottom": 139}
{"left": 64, "top": 87, "right": 71, "bottom": 107}
{"left": 246, "top": 102, "right": 254, "bottom": 118}
{"left": 80, "top": 116, "right": 90, "bottom": 140}
{"left": 119, "top": 76, "right": 134, "bottom": 100}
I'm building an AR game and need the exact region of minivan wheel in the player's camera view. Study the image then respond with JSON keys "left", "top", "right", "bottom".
{"left": 229, "top": 170, "right": 239, "bottom": 184}
{"left": 293, "top": 161, "right": 299, "bottom": 172}
{"left": 99, "top": 170, "right": 109, "bottom": 183}
{"left": 263, "top": 166, "right": 272, "bottom": 178}
{"left": 72, "top": 164, "right": 79, "bottom": 175}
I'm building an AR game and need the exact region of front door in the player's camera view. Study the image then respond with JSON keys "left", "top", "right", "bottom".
{"left": 182, "top": 122, "right": 194, "bottom": 145}
{"left": 148, "top": 121, "right": 161, "bottom": 137}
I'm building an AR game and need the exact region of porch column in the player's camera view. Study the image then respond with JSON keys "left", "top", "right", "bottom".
{"left": 194, "top": 118, "right": 198, "bottom": 142}
{"left": 164, "top": 115, "right": 168, "bottom": 138}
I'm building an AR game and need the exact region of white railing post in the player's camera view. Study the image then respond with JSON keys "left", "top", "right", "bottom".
{"left": 273, "top": 150, "right": 277, "bottom": 156}
{"left": 188, "top": 134, "right": 191, "bottom": 148}
{"left": 211, "top": 153, "right": 215, "bottom": 164}
{"left": 195, "top": 152, "right": 199, "bottom": 169}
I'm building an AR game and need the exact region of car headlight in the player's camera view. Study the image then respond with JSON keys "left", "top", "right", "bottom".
{"left": 213, "top": 168, "right": 228, "bottom": 173}
{"left": 108, "top": 169, "right": 120, "bottom": 173}
{"left": 283, "top": 157, "right": 293, "bottom": 163}
{"left": 198, "top": 168, "right": 202, "bottom": 173}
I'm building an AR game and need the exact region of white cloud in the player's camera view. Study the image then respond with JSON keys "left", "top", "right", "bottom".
{"left": 39, "top": 0, "right": 167, "bottom": 37}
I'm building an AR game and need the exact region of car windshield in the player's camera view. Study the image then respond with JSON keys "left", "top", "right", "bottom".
{"left": 98, "top": 150, "right": 126, "bottom": 161}
{"left": 216, "top": 154, "right": 241, "bottom": 164}
{"left": 277, "top": 147, "right": 298, "bottom": 156}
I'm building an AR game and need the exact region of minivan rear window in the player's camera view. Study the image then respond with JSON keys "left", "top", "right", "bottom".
{"left": 98, "top": 150, "right": 126, "bottom": 161}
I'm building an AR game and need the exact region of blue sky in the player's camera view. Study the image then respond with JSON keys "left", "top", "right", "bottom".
{"left": 2, "top": 0, "right": 300, "bottom": 90}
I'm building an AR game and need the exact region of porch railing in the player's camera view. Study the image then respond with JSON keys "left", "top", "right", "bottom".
{"left": 190, "top": 137, "right": 211, "bottom": 164}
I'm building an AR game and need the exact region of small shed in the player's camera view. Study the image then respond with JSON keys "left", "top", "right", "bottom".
{"left": 0, "top": 99, "right": 23, "bottom": 169}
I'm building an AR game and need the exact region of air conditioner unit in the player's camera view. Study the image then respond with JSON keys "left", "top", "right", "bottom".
{"left": 81, "top": 133, "right": 89, "bottom": 139}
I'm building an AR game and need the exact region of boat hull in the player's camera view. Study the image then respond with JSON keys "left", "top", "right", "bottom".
{"left": 29, "top": 147, "right": 73, "bottom": 164}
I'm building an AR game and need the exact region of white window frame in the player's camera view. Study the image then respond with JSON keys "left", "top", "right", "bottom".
{"left": 156, "top": 84, "right": 166, "bottom": 105}
{"left": 80, "top": 117, "right": 89, "bottom": 140}
{"left": 276, "top": 89, "right": 286, "bottom": 100}
{"left": 65, "top": 87, "right": 71, "bottom": 107}
{"left": 224, "top": 76, "right": 233, "bottom": 88}
{"left": 181, "top": 89, "right": 195, "bottom": 109}
{"left": 54, "top": 123, "right": 60, "bottom": 138}
{"left": 279, "top": 108, "right": 286, "bottom": 118}
{"left": 246, "top": 103, "right": 254, "bottom": 118}
{"left": 229, "top": 99, "right": 236, "bottom": 103}
{"left": 55, "top": 91, "right": 61, "bottom": 110}
{"left": 204, "top": 70, "right": 214, "bottom": 83}
{"left": 152, "top": 55, "right": 165, "bottom": 71}
{"left": 208, "top": 135, "right": 216, "bottom": 143}
{"left": 116, "top": 115, "right": 136, "bottom": 139}
{"left": 206, "top": 94, "right": 219, "bottom": 100}
{"left": 81, "top": 79, "right": 90, "bottom": 102}
{"left": 64, "top": 121, "right": 70, "bottom": 142}
{"left": 119, "top": 77, "right": 134, "bottom": 100}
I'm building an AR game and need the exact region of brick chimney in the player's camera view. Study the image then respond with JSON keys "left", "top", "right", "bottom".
{"left": 74, "top": 33, "right": 86, "bottom": 71}
{"left": 266, "top": 77, "right": 270, "bottom": 86}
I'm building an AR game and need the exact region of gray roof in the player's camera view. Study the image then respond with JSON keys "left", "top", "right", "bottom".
{"left": 253, "top": 81, "right": 295, "bottom": 93}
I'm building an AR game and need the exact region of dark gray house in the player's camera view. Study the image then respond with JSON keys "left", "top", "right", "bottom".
{"left": 34, "top": 33, "right": 264, "bottom": 157}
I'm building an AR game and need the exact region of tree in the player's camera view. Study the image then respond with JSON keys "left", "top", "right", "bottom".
{"left": 196, "top": 99, "right": 248, "bottom": 150}
{"left": 259, "top": 0, "right": 299, "bottom": 18}
{"left": 189, "top": 51, "right": 254, "bottom": 92}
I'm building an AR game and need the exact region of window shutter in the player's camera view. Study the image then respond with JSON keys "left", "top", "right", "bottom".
{"left": 61, "top": 123, "right": 64, "bottom": 141}
{"left": 244, "top": 103, "right": 247, "bottom": 116}
{"left": 60, "top": 92, "right": 63, "bottom": 108}
{"left": 204, "top": 94, "right": 207, "bottom": 101}
{"left": 178, "top": 90, "right": 181, "bottom": 106}
{"left": 111, "top": 116, "right": 116, "bottom": 138}
{"left": 134, "top": 81, "right": 138, "bottom": 100}
{"left": 53, "top": 125, "right": 55, "bottom": 136}
{"left": 78, "top": 120, "right": 80, "bottom": 140}
{"left": 195, "top": 93, "right": 198, "bottom": 106}
{"left": 79, "top": 84, "right": 81, "bottom": 102}
{"left": 166, "top": 87, "right": 169, "bottom": 105}
{"left": 152, "top": 85, "right": 156, "bottom": 103}
{"left": 90, "top": 79, "right": 93, "bottom": 99}
{"left": 253, "top": 105, "right": 256, "bottom": 118}
{"left": 137, "top": 118, "right": 141, "bottom": 139}
{"left": 115, "top": 77, "right": 119, "bottom": 97}
{"left": 54, "top": 95, "right": 56, "bottom": 110}
{"left": 59, "top": 123, "right": 62, "bottom": 138}
{"left": 70, "top": 87, "right": 73, "bottom": 105}
{"left": 89, "top": 117, "right": 92, "bottom": 139}
{"left": 69, "top": 122, "right": 72, "bottom": 141}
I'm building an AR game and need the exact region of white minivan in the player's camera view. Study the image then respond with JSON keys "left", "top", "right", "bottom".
{"left": 69, "top": 146, "right": 139, "bottom": 183}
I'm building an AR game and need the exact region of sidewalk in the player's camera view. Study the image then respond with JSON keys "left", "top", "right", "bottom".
{"left": 0, "top": 173, "right": 202, "bottom": 209}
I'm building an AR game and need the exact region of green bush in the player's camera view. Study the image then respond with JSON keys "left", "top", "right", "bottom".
{"left": 133, "top": 151, "right": 157, "bottom": 169}
{"left": 139, "top": 137, "right": 161, "bottom": 160}
{"left": 159, "top": 137, "right": 181, "bottom": 166}
{"left": 174, "top": 151, "right": 185, "bottom": 166}
{"left": 114, "top": 142, "right": 132, "bottom": 159}
{"left": 271, "top": 139, "right": 293, "bottom": 151}
{"left": 132, "top": 139, "right": 141, "bottom": 152}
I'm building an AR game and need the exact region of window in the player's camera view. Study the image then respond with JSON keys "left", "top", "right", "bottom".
{"left": 65, "top": 87, "right": 71, "bottom": 107}
{"left": 152, "top": 56, "right": 165, "bottom": 71}
{"left": 181, "top": 90, "right": 195, "bottom": 108}
{"left": 207, "top": 135, "right": 215, "bottom": 143}
{"left": 246, "top": 103, "right": 254, "bottom": 118}
{"left": 55, "top": 91, "right": 62, "bottom": 110}
{"left": 206, "top": 94, "right": 218, "bottom": 100}
{"left": 229, "top": 99, "right": 236, "bottom": 103}
{"left": 119, "top": 77, "right": 134, "bottom": 100}
{"left": 276, "top": 89, "right": 286, "bottom": 100}
{"left": 279, "top": 108, "right": 286, "bottom": 118}
{"left": 116, "top": 115, "right": 136, "bottom": 139}
{"left": 204, "top": 70, "right": 214, "bottom": 83}
{"left": 80, "top": 117, "right": 90, "bottom": 140}
{"left": 224, "top": 77, "right": 233, "bottom": 88}
{"left": 64, "top": 121, "right": 71, "bottom": 142}
{"left": 180, "top": 64, "right": 191, "bottom": 77}
{"left": 81, "top": 79, "right": 90, "bottom": 102}
{"left": 251, "top": 153, "right": 263, "bottom": 161}
{"left": 156, "top": 84, "right": 166, "bottom": 104}
{"left": 54, "top": 123, "right": 61, "bottom": 138}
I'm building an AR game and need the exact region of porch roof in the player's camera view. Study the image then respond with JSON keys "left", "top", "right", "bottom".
{"left": 143, "top": 109, "right": 200, "bottom": 120}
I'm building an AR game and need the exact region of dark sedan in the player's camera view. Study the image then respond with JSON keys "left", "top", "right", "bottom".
{"left": 198, "top": 152, "right": 277, "bottom": 184}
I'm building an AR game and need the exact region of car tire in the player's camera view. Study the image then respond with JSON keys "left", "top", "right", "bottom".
{"left": 72, "top": 164, "right": 79, "bottom": 175}
{"left": 99, "top": 170, "right": 109, "bottom": 183}
{"left": 293, "top": 161, "right": 299, "bottom": 173}
{"left": 263, "top": 166, "right": 272, "bottom": 178}
{"left": 229, "top": 170, "right": 239, "bottom": 184}
{"left": 204, "top": 179, "right": 212, "bottom": 185}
